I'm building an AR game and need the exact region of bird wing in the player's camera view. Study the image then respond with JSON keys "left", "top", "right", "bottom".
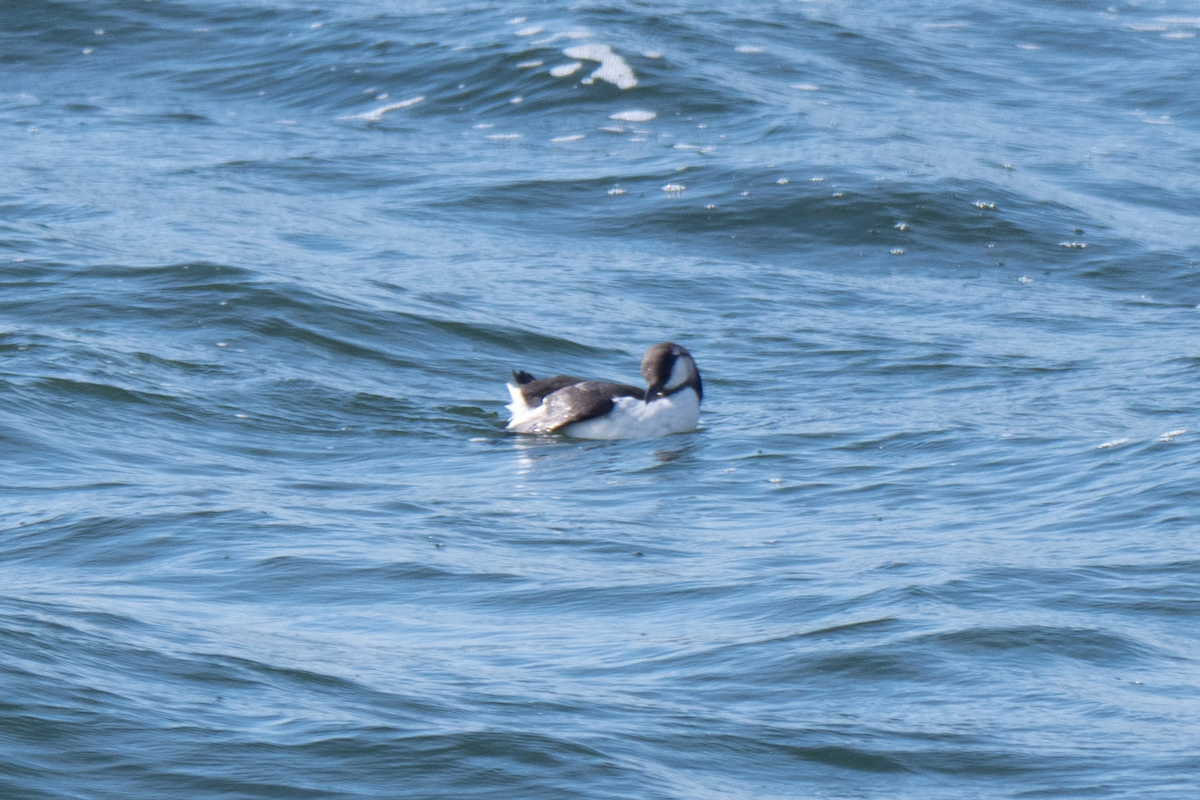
{"left": 527, "top": 381, "right": 644, "bottom": 433}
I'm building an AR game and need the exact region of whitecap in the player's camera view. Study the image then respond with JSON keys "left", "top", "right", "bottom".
{"left": 487, "top": 133, "right": 522, "bottom": 140}
{"left": 563, "top": 43, "right": 637, "bottom": 89}
{"left": 736, "top": 45, "right": 765, "bottom": 53}
{"left": 551, "top": 134, "right": 585, "bottom": 142}
{"left": 515, "top": 26, "right": 544, "bottom": 37}
{"left": 339, "top": 95, "right": 424, "bottom": 121}
{"left": 610, "top": 109, "right": 655, "bottom": 122}
{"left": 516, "top": 60, "right": 543, "bottom": 69}
{"left": 661, "top": 183, "right": 686, "bottom": 192}
{"left": 550, "top": 62, "right": 583, "bottom": 77}
{"left": 1097, "top": 438, "right": 1130, "bottom": 449}
{"left": 791, "top": 83, "right": 820, "bottom": 91}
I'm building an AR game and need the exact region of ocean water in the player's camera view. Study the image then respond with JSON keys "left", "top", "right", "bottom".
{"left": 3, "top": 1, "right": 1199, "bottom": 797}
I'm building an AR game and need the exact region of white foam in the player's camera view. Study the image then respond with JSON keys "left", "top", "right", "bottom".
{"left": 515, "top": 26, "right": 544, "bottom": 37}
{"left": 736, "top": 45, "right": 765, "bottom": 53}
{"left": 610, "top": 109, "right": 655, "bottom": 122}
{"left": 1160, "top": 429, "right": 1187, "bottom": 441}
{"left": 551, "top": 134, "right": 585, "bottom": 142}
{"left": 608, "top": 187, "right": 625, "bottom": 195}
{"left": 564, "top": 43, "right": 637, "bottom": 89}
{"left": 791, "top": 83, "right": 820, "bottom": 91}
{"left": 662, "top": 183, "right": 686, "bottom": 192}
{"left": 487, "top": 133, "right": 522, "bottom": 140}
{"left": 550, "top": 62, "right": 583, "bottom": 77}
{"left": 600, "top": 125, "right": 625, "bottom": 133}
{"left": 339, "top": 95, "right": 424, "bottom": 121}
{"left": 1097, "top": 438, "right": 1129, "bottom": 449}
{"left": 642, "top": 50, "right": 663, "bottom": 58}
{"left": 516, "top": 60, "right": 543, "bottom": 68}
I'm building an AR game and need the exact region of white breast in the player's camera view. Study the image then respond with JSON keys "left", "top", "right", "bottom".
{"left": 562, "top": 388, "right": 700, "bottom": 440}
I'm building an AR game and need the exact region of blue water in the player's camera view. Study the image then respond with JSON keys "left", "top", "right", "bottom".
{"left": 3, "top": 1, "right": 1200, "bottom": 797}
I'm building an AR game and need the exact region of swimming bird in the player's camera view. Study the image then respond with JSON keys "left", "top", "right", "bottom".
{"left": 505, "top": 342, "right": 702, "bottom": 439}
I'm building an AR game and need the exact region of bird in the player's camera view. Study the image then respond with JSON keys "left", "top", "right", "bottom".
{"left": 505, "top": 342, "right": 702, "bottom": 439}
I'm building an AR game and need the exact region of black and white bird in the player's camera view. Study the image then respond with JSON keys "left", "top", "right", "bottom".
{"left": 505, "top": 342, "right": 702, "bottom": 439}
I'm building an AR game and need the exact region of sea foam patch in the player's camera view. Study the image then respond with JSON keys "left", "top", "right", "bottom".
{"left": 563, "top": 44, "right": 637, "bottom": 89}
